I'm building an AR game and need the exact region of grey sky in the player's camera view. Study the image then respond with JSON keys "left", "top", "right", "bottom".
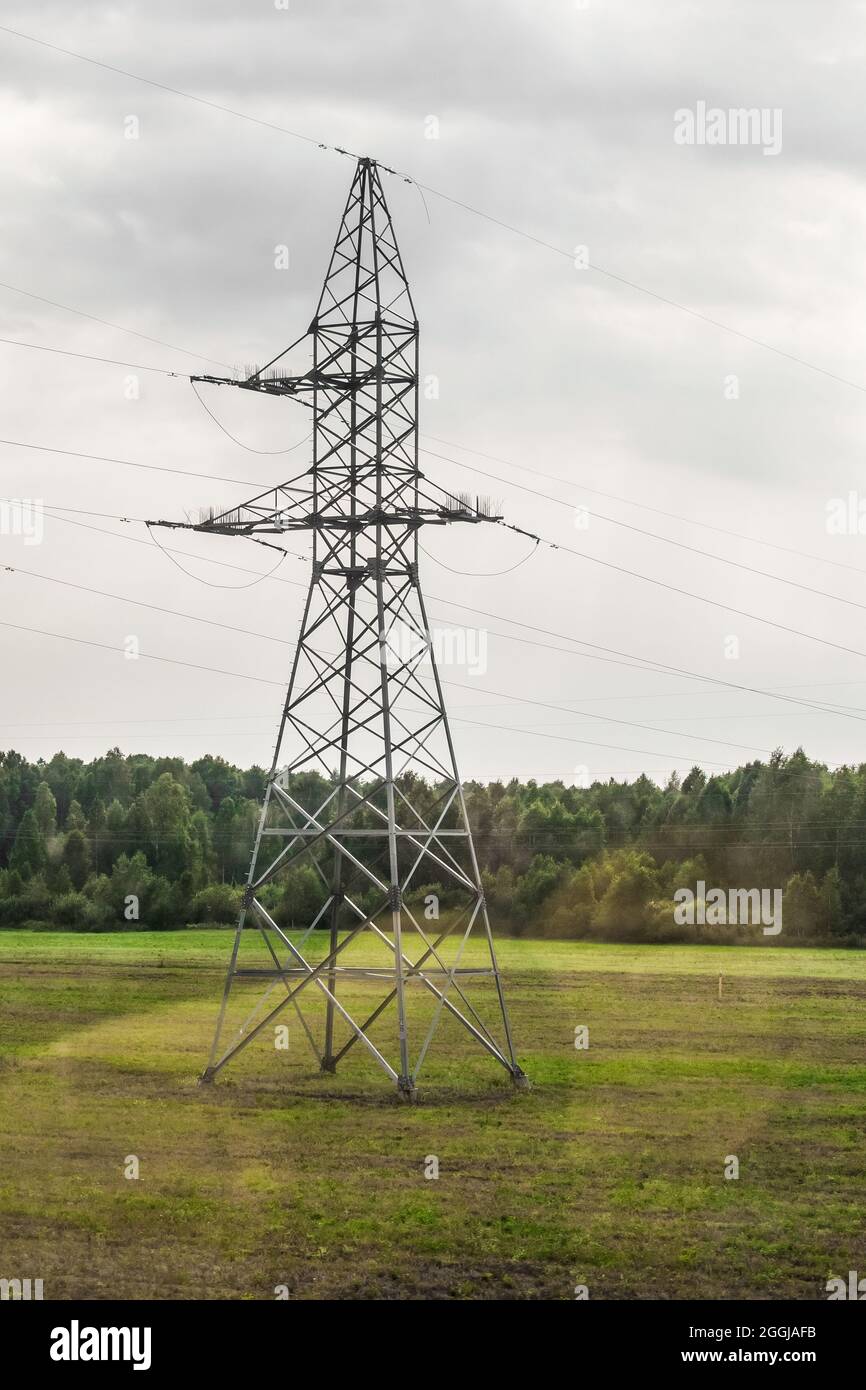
{"left": 1, "top": 0, "right": 865, "bottom": 785}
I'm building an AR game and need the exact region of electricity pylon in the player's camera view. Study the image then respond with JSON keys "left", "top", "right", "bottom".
{"left": 158, "top": 157, "right": 526, "bottom": 1099}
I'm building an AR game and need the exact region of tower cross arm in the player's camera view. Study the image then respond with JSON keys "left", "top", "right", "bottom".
{"left": 190, "top": 368, "right": 316, "bottom": 401}
{"left": 146, "top": 492, "right": 502, "bottom": 539}
{"left": 191, "top": 327, "right": 316, "bottom": 399}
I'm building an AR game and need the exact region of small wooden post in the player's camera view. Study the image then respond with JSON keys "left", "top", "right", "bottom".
{"left": 718, "top": 973, "right": 723, "bottom": 1000}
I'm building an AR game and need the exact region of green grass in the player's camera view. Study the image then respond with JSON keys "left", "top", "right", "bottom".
{"left": 0, "top": 931, "right": 864, "bottom": 1299}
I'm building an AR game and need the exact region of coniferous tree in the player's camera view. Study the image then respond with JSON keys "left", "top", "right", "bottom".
{"left": 10, "top": 809, "right": 47, "bottom": 879}
{"left": 62, "top": 829, "right": 91, "bottom": 891}
{"left": 33, "top": 781, "right": 57, "bottom": 838}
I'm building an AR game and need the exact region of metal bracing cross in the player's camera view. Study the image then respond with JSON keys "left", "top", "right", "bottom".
{"left": 153, "top": 157, "right": 527, "bottom": 1100}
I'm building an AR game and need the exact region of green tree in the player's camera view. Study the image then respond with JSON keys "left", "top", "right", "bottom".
{"left": 140, "top": 773, "right": 192, "bottom": 879}
{"left": 65, "top": 799, "right": 87, "bottom": 832}
{"left": 10, "top": 809, "right": 46, "bottom": 879}
{"left": 213, "top": 795, "right": 238, "bottom": 881}
{"left": 62, "top": 828, "right": 92, "bottom": 890}
{"left": 104, "top": 799, "right": 127, "bottom": 869}
{"left": 191, "top": 755, "right": 240, "bottom": 810}
{"left": 512, "top": 854, "right": 564, "bottom": 927}
{"left": 33, "top": 781, "right": 57, "bottom": 838}
{"left": 821, "top": 866, "right": 843, "bottom": 937}
{"left": 592, "top": 851, "right": 660, "bottom": 940}
{"left": 44, "top": 752, "right": 83, "bottom": 825}
{"left": 189, "top": 809, "right": 214, "bottom": 890}
{"left": 87, "top": 798, "right": 108, "bottom": 874}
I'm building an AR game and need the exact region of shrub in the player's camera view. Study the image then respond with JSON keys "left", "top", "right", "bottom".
{"left": 0, "top": 885, "right": 52, "bottom": 926}
{"left": 189, "top": 883, "right": 242, "bottom": 924}
{"left": 53, "top": 891, "right": 93, "bottom": 929}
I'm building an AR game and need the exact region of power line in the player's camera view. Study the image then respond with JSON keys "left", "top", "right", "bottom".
{"left": 526, "top": 705, "right": 866, "bottom": 724}
{"left": 0, "top": 563, "right": 772, "bottom": 756}
{"left": 43, "top": 506, "right": 312, "bottom": 579}
{"left": 0, "top": 712, "right": 276, "bottom": 728}
{"left": 14, "top": 500, "right": 866, "bottom": 734}
{"left": 0, "top": 497, "right": 307, "bottom": 572}
{"left": 0, "top": 701, "right": 860, "bottom": 731}
{"left": 423, "top": 433, "right": 866, "bottom": 583}
{"left": 9, "top": 410, "right": 864, "bottom": 640}
{"left": 440, "top": 673, "right": 773, "bottom": 756}
{"left": 0, "top": 557, "right": 805, "bottom": 761}
{"left": 0, "top": 249, "right": 856, "bottom": 603}
{"left": 3, "top": 825, "right": 866, "bottom": 846}
{"left": 145, "top": 522, "right": 291, "bottom": 585}
{"left": 2, "top": 564, "right": 295, "bottom": 647}
{"left": 434, "top": 716, "right": 738, "bottom": 769}
{"left": 8, "top": 500, "right": 866, "bottom": 795}
{"left": 10, "top": 418, "right": 866, "bottom": 657}
{"left": 190, "top": 380, "right": 311, "bottom": 455}
{"left": 0, "top": 824, "right": 863, "bottom": 842}
{"left": 0, "top": 704, "right": 846, "bottom": 731}
{"left": 3, "top": 396, "right": 861, "bottom": 660}
{"left": 408, "top": 178, "right": 866, "bottom": 396}
{"left": 422, "top": 444, "right": 866, "bottom": 618}
{"left": 12, "top": 397, "right": 851, "bottom": 628}
{"left": 1, "top": 498, "right": 151, "bottom": 524}
{"left": 0, "top": 280, "right": 227, "bottom": 368}
{"left": 0, "top": 436, "right": 279, "bottom": 489}
{"left": 0, "top": 335, "right": 183, "bottom": 375}
{"left": 4, "top": 304, "right": 861, "bottom": 635}
{"left": 0, "top": 45, "right": 856, "bottom": 620}
{"left": 0, "top": 704, "right": 853, "bottom": 780}
{"left": 0, "top": 610, "right": 742, "bottom": 767}
{"left": 489, "top": 514, "right": 866, "bottom": 668}
{"left": 7, "top": 415, "right": 864, "bottom": 649}
{"left": 0, "top": 618, "right": 286, "bottom": 687}
{"left": 0, "top": 23, "right": 860, "bottom": 398}
{"left": 425, "top": 593, "right": 866, "bottom": 728}
{"left": 0, "top": 25, "right": 338, "bottom": 151}
{"left": 418, "top": 535, "right": 540, "bottom": 577}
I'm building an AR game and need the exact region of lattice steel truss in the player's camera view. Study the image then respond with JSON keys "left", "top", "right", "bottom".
{"left": 159, "top": 157, "right": 526, "bottom": 1099}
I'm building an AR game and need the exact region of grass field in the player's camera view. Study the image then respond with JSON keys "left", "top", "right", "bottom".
{"left": 1, "top": 930, "right": 865, "bottom": 1300}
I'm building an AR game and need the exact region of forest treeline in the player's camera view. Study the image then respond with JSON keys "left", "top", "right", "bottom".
{"left": 0, "top": 745, "right": 862, "bottom": 944}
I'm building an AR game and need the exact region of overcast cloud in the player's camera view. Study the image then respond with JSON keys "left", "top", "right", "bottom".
{"left": 1, "top": 0, "right": 865, "bottom": 785}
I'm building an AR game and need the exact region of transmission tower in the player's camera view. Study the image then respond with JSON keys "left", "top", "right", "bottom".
{"left": 157, "top": 157, "right": 527, "bottom": 1100}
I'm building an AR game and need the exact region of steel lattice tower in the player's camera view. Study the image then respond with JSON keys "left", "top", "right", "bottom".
{"left": 165, "top": 157, "right": 526, "bottom": 1099}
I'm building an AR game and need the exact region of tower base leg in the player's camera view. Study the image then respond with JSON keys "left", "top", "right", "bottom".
{"left": 320, "top": 1058, "right": 337, "bottom": 1074}
{"left": 510, "top": 1067, "right": 531, "bottom": 1091}
{"left": 199, "top": 1067, "right": 216, "bottom": 1086}
{"left": 397, "top": 1076, "right": 418, "bottom": 1103}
